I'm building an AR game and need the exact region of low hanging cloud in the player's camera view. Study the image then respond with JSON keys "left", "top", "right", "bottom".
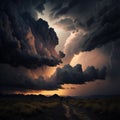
{"left": 52, "top": 64, "right": 106, "bottom": 84}
{"left": 0, "top": 64, "right": 61, "bottom": 94}
{"left": 0, "top": 64, "right": 106, "bottom": 94}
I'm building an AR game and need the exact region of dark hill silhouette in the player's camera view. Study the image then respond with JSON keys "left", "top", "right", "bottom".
{"left": 49, "top": 94, "right": 60, "bottom": 98}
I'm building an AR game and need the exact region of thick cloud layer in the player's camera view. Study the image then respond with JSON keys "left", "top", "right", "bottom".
{"left": 41, "top": 0, "right": 120, "bottom": 95}
{"left": 0, "top": 0, "right": 63, "bottom": 69}
{"left": 81, "top": 1, "right": 120, "bottom": 51}
{"left": 0, "top": 64, "right": 60, "bottom": 94}
{"left": 47, "top": 0, "right": 120, "bottom": 63}
{"left": 0, "top": 0, "right": 116, "bottom": 95}
{"left": 0, "top": 64, "right": 106, "bottom": 93}
{"left": 55, "top": 0, "right": 120, "bottom": 87}
{"left": 48, "top": 0, "right": 98, "bottom": 31}
{"left": 52, "top": 64, "right": 106, "bottom": 84}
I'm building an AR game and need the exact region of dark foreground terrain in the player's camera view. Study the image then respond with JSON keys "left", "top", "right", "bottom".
{"left": 0, "top": 94, "right": 120, "bottom": 120}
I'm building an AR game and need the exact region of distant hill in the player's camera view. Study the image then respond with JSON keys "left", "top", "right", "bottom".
{"left": 49, "top": 94, "right": 60, "bottom": 98}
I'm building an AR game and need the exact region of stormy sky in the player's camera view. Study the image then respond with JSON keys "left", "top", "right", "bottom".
{"left": 0, "top": 0, "right": 120, "bottom": 96}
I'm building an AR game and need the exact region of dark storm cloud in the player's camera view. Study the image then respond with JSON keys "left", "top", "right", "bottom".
{"left": 0, "top": 64, "right": 106, "bottom": 93}
{"left": 81, "top": 2, "right": 120, "bottom": 51}
{"left": 52, "top": 64, "right": 106, "bottom": 85}
{"left": 0, "top": 0, "right": 113, "bottom": 94}
{"left": 61, "top": 0, "right": 120, "bottom": 64}
{"left": 84, "top": 66, "right": 106, "bottom": 81}
{"left": 49, "top": 0, "right": 94, "bottom": 18}
{"left": 0, "top": 0, "right": 64, "bottom": 69}
{"left": 1, "top": 51, "right": 62, "bottom": 69}
{"left": 109, "top": 43, "right": 120, "bottom": 81}
{"left": 48, "top": 0, "right": 120, "bottom": 52}
{"left": 48, "top": 0, "right": 98, "bottom": 31}
{"left": 53, "top": 0, "right": 79, "bottom": 17}
{"left": 100, "top": 40, "right": 120, "bottom": 81}
{"left": 12, "top": 0, "right": 46, "bottom": 18}
{"left": 35, "top": 0, "right": 46, "bottom": 14}
{"left": 0, "top": 64, "right": 60, "bottom": 93}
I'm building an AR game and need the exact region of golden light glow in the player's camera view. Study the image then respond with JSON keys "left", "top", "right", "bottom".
{"left": 26, "top": 66, "right": 57, "bottom": 80}
{"left": 70, "top": 48, "right": 108, "bottom": 70}
{"left": 15, "top": 84, "right": 78, "bottom": 96}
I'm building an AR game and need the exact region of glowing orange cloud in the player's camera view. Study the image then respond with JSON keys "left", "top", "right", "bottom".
{"left": 70, "top": 48, "right": 108, "bottom": 70}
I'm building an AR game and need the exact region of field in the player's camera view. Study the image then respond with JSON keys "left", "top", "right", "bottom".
{"left": 65, "top": 96, "right": 120, "bottom": 120}
{"left": 0, "top": 95, "right": 120, "bottom": 120}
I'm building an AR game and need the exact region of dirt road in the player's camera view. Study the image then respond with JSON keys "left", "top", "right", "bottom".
{"left": 63, "top": 103, "right": 95, "bottom": 120}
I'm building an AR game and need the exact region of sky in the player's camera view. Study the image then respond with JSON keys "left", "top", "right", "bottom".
{"left": 0, "top": 0, "right": 120, "bottom": 96}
